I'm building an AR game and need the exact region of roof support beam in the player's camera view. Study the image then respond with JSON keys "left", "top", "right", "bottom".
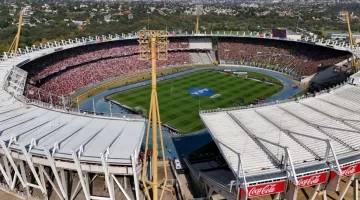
{"left": 71, "top": 151, "right": 91, "bottom": 200}
{"left": 338, "top": 174, "right": 355, "bottom": 200}
{"left": 18, "top": 160, "right": 30, "bottom": 197}
{"left": 39, "top": 164, "right": 48, "bottom": 200}
{"left": 40, "top": 165, "right": 64, "bottom": 200}
{"left": 286, "top": 130, "right": 342, "bottom": 175}
{"left": 227, "top": 112, "right": 280, "bottom": 166}
{"left": 60, "top": 169, "right": 68, "bottom": 200}
{"left": 0, "top": 156, "right": 11, "bottom": 186}
{"left": 69, "top": 174, "right": 97, "bottom": 200}
{"left": 70, "top": 178, "right": 82, "bottom": 200}
{"left": 131, "top": 153, "right": 140, "bottom": 200}
{"left": 44, "top": 148, "right": 67, "bottom": 198}
{"left": 0, "top": 137, "right": 25, "bottom": 189}
{"left": 309, "top": 183, "right": 321, "bottom": 200}
{"left": 101, "top": 153, "right": 115, "bottom": 200}
{"left": 20, "top": 144, "right": 45, "bottom": 194}
{"left": 112, "top": 174, "right": 131, "bottom": 200}
{"left": 255, "top": 137, "right": 298, "bottom": 185}
{"left": 354, "top": 178, "right": 359, "bottom": 200}
{"left": 254, "top": 110, "right": 322, "bottom": 160}
{"left": 214, "top": 139, "right": 247, "bottom": 197}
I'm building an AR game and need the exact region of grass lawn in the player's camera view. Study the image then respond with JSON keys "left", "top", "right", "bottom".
{"left": 110, "top": 70, "right": 283, "bottom": 134}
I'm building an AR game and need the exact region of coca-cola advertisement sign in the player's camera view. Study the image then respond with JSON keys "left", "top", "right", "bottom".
{"left": 330, "top": 163, "right": 360, "bottom": 179}
{"left": 297, "top": 172, "right": 327, "bottom": 188}
{"left": 239, "top": 181, "right": 286, "bottom": 198}
{"left": 341, "top": 163, "right": 360, "bottom": 177}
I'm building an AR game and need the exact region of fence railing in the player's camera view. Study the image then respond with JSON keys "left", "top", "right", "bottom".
{"left": 14, "top": 94, "right": 144, "bottom": 120}
{"left": 0, "top": 31, "right": 357, "bottom": 64}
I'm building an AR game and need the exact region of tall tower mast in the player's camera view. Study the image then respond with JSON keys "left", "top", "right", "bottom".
{"left": 345, "top": 11, "right": 360, "bottom": 72}
{"left": 195, "top": 5, "right": 203, "bottom": 34}
{"left": 8, "top": 7, "right": 29, "bottom": 56}
{"left": 139, "top": 30, "right": 170, "bottom": 200}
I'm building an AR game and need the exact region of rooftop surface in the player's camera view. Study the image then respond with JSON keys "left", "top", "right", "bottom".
{"left": 201, "top": 84, "right": 360, "bottom": 180}
{"left": 0, "top": 42, "right": 146, "bottom": 165}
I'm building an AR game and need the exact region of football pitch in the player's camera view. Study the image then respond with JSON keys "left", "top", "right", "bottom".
{"left": 110, "top": 70, "right": 283, "bottom": 133}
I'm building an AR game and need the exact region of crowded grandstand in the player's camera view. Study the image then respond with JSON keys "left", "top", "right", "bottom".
{"left": 1, "top": 33, "right": 360, "bottom": 200}
{"left": 19, "top": 36, "right": 351, "bottom": 107}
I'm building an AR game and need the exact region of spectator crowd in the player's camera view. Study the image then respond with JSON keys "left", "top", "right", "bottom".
{"left": 24, "top": 51, "right": 192, "bottom": 102}
{"left": 218, "top": 38, "right": 350, "bottom": 76}
{"left": 23, "top": 37, "right": 350, "bottom": 106}
{"left": 23, "top": 38, "right": 190, "bottom": 82}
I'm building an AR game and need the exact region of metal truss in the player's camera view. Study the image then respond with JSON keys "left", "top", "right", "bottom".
{"left": 255, "top": 137, "right": 298, "bottom": 185}
{"left": 213, "top": 139, "right": 247, "bottom": 196}
{"left": 0, "top": 142, "right": 138, "bottom": 200}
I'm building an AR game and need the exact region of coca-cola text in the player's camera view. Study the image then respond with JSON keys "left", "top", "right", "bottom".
{"left": 297, "top": 172, "right": 327, "bottom": 188}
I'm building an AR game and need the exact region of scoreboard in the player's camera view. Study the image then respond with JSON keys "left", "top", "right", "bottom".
{"left": 272, "top": 29, "right": 287, "bottom": 38}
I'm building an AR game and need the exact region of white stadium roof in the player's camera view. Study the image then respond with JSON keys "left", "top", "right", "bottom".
{"left": 201, "top": 84, "right": 360, "bottom": 179}
{"left": 0, "top": 41, "right": 146, "bottom": 166}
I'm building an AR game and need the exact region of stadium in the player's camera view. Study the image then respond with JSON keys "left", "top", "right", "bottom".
{"left": 0, "top": 31, "right": 360, "bottom": 200}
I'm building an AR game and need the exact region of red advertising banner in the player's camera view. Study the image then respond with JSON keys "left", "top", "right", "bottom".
{"left": 341, "top": 163, "right": 360, "bottom": 176}
{"left": 297, "top": 172, "right": 328, "bottom": 188}
{"left": 239, "top": 181, "right": 286, "bottom": 198}
{"left": 330, "top": 162, "right": 360, "bottom": 179}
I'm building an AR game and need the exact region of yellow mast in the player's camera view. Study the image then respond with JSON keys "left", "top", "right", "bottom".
{"left": 345, "top": 11, "right": 360, "bottom": 72}
{"left": 195, "top": 16, "right": 199, "bottom": 34}
{"left": 139, "top": 30, "right": 170, "bottom": 200}
{"left": 8, "top": 7, "right": 27, "bottom": 56}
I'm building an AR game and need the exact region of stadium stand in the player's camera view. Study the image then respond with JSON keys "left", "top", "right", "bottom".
{"left": 197, "top": 83, "right": 360, "bottom": 198}
{"left": 217, "top": 37, "right": 350, "bottom": 77}
{"left": 188, "top": 84, "right": 360, "bottom": 200}
{"left": 24, "top": 38, "right": 190, "bottom": 82}
{"left": 2, "top": 32, "right": 360, "bottom": 200}
{"left": 199, "top": 52, "right": 212, "bottom": 64}
{"left": 24, "top": 51, "right": 193, "bottom": 99}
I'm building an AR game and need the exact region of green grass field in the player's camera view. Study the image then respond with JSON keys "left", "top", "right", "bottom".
{"left": 110, "top": 70, "right": 283, "bottom": 133}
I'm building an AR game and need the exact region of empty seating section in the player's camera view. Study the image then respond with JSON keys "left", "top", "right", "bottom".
{"left": 189, "top": 38, "right": 212, "bottom": 49}
{"left": 190, "top": 52, "right": 203, "bottom": 64}
{"left": 199, "top": 52, "right": 212, "bottom": 64}
{"left": 190, "top": 52, "right": 212, "bottom": 64}
{"left": 280, "top": 103, "right": 360, "bottom": 151}
{"left": 229, "top": 110, "right": 316, "bottom": 164}
{"left": 200, "top": 112, "right": 280, "bottom": 176}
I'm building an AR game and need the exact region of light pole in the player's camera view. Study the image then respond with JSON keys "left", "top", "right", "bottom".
{"left": 139, "top": 30, "right": 171, "bottom": 200}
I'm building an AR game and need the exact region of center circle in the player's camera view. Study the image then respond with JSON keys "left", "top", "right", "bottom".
{"left": 188, "top": 87, "right": 214, "bottom": 97}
